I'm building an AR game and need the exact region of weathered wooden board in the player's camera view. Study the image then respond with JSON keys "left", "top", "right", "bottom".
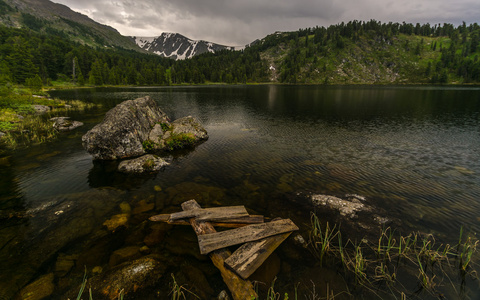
{"left": 225, "top": 232, "right": 292, "bottom": 279}
{"left": 169, "top": 205, "right": 249, "bottom": 222}
{"left": 149, "top": 214, "right": 264, "bottom": 228}
{"left": 198, "top": 219, "right": 298, "bottom": 255}
{"left": 181, "top": 200, "right": 257, "bottom": 300}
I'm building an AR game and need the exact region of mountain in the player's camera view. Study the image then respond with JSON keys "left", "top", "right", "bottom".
{"left": 0, "top": 0, "right": 140, "bottom": 51}
{"left": 132, "top": 33, "right": 238, "bottom": 60}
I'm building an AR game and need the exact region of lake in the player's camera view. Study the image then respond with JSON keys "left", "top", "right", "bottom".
{"left": 1, "top": 85, "right": 480, "bottom": 299}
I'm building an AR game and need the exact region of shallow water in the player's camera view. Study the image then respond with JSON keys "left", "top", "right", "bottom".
{"left": 1, "top": 85, "right": 480, "bottom": 299}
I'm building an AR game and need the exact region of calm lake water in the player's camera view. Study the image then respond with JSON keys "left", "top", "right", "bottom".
{"left": 1, "top": 85, "right": 480, "bottom": 299}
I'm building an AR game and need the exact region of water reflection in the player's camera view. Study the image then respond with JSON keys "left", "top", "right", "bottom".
{"left": 3, "top": 85, "right": 471, "bottom": 299}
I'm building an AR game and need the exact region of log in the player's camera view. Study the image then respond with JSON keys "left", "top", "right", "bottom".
{"left": 225, "top": 232, "right": 292, "bottom": 279}
{"left": 181, "top": 200, "right": 257, "bottom": 300}
{"left": 198, "top": 219, "right": 298, "bottom": 255}
{"left": 169, "top": 205, "right": 249, "bottom": 222}
{"left": 149, "top": 213, "right": 264, "bottom": 228}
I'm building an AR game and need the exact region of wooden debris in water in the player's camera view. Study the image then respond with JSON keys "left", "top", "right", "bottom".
{"left": 149, "top": 213, "right": 264, "bottom": 228}
{"left": 197, "top": 218, "right": 299, "bottom": 255}
{"left": 181, "top": 200, "right": 257, "bottom": 300}
{"left": 225, "top": 232, "right": 292, "bottom": 279}
{"left": 169, "top": 205, "right": 249, "bottom": 222}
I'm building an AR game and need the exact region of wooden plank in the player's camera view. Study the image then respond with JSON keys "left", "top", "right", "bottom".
{"left": 225, "top": 232, "right": 292, "bottom": 279}
{"left": 149, "top": 214, "right": 264, "bottom": 228}
{"left": 169, "top": 205, "right": 249, "bottom": 222}
{"left": 148, "top": 214, "right": 170, "bottom": 222}
{"left": 181, "top": 200, "right": 257, "bottom": 300}
{"left": 198, "top": 219, "right": 298, "bottom": 255}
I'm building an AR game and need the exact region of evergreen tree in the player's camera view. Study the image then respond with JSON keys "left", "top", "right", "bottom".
{"left": 25, "top": 74, "right": 42, "bottom": 91}
{"left": 6, "top": 36, "right": 38, "bottom": 83}
{"left": 88, "top": 59, "right": 103, "bottom": 85}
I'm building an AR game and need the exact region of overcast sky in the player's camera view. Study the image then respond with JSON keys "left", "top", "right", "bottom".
{"left": 52, "top": 0, "right": 480, "bottom": 46}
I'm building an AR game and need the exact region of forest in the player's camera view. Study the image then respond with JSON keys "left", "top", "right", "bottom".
{"left": 1, "top": 19, "right": 480, "bottom": 87}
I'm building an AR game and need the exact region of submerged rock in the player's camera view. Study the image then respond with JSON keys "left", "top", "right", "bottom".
{"left": 117, "top": 154, "right": 169, "bottom": 174}
{"left": 109, "top": 246, "right": 142, "bottom": 267}
{"left": 0, "top": 189, "right": 125, "bottom": 300}
{"left": 51, "top": 117, "right": 83, "bottom": 131}
{"left": 17, "top": 273, "right": 54, "bottom": 300}
{"left": 88, "top": 257, "right": 166, "bottom": 300}
{"left": 54, "top": 254, "right": 77, "bottom": 277}
{"left": 311, "top": 194, "right": 367, "bottom": 218}
{"left": 103, "top": 213, "right": 130, "bottom": 232}
{"left": 82, "top": 96, "right": 169, "bottom": 160}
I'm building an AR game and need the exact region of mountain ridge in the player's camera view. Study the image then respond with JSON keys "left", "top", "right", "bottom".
{"left": 131, "top": 32, "right": 239, "bottom": 60}
{"left": 0, "top": 0, "right": 141, "bottom": 50}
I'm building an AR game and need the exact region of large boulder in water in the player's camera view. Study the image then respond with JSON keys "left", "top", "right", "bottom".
{"left": 82, "top": 96, "right": 169, "bottom": 160}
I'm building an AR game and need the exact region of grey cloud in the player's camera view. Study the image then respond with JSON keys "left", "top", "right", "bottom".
{"left": 53, "top": 0, "right": 480, "bottom": 46}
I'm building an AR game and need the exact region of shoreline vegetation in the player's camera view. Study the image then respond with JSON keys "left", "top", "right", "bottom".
{"left": 0, "top": 84, "right": 97, "bottom": 151}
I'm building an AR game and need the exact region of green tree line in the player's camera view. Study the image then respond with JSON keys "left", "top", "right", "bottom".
{"left": 1, "top": 20, "right": 480, "bottom": 87}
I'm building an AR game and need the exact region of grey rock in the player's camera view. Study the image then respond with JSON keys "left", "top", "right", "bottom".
{"left": 148, "top": 123, "right": 166, "bottom": 143}
{"left": 117, "top": 154, "right": 169, "bottom": 174}
{"left": 171, "top": 116, "right": 208, "bottom": 141}
{"left": 0, "top": 132, "right": 5, "bottom": 137}
{"left": 51, "top": 117, "right": 84, "bottom": 131}
{"left": 82, "top": 96, "right": 169, "bottom": 160}
{"left": 147, "top": 123, "right": 168, "bottom": 150}
{"left": 32, "top": 104, "right": 51, "bottom": 114}
{"left": 311, "top": 194, "right": 366, "bottom": 219}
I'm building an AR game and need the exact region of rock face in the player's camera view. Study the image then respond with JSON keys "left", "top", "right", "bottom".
{"left": 117, "top": 154, "right": 169, "bottom": 174}
{"left": 82, "top": 96, "right": 208, "bottom": 162}
{"left": 82, "top": 96, "right": 169, "bottom": 160}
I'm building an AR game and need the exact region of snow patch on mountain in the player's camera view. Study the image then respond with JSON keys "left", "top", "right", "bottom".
{"left": 132, "top": 33, "right": 238, "bottom": 60}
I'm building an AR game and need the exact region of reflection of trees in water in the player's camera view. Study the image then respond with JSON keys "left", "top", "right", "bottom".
{"left": 0, "top": 156, "right": 25, "bottom": 212}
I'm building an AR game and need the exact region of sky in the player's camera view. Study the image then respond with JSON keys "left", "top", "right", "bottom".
{"left": 52, "top": 0, "right": 480, "bottom": 46}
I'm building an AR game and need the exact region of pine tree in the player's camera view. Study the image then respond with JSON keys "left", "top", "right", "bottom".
{"left": 7, "top": 36, "right": 38, "bottom": 83}
{"left": 88, "top": 59, "right": 104, "bottom": 85}
{"left": 25, "top": 74, "right": 43, "bottom": 91}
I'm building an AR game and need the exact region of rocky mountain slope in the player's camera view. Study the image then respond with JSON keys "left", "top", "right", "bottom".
{"left": 132, "top": 33, "right": 238, "bottom": 60}
{"left": 0, "top": 0, "right": 140, "bottom": 50}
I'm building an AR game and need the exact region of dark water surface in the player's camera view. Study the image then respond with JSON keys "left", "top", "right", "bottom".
{"left": 1, "top": 85, "right": 480, "bottom": 299}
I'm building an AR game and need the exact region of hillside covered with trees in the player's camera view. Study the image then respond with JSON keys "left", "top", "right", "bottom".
{"left": 1, "top": 20, "right": 480, "bottom": 87}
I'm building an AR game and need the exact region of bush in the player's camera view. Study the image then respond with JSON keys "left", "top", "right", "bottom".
{"left": 165, "top": 133, "right": 196, "bottom": 151}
